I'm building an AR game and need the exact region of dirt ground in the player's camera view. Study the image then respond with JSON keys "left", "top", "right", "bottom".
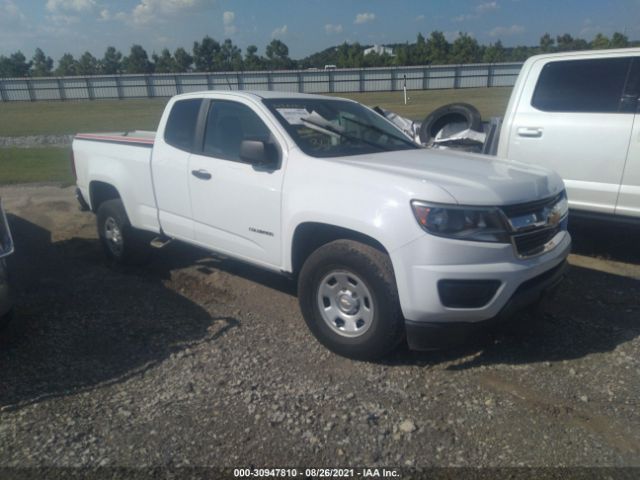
{"left": 1, "top": 184, "right": 639, "bottom": 470}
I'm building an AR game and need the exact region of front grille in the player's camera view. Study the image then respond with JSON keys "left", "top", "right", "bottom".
{"left": 500, "top": 193, "right": 563, "bottom": 218}
{"left": 513, "top": 225, "right": 561, "bottom": 258}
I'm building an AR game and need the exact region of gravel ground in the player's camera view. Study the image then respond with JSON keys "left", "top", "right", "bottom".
{"left": 0, "top": 185, "right": 639, "bottom": 471}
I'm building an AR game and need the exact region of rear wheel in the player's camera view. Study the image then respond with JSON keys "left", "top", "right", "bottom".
{"left": 298, "top": 240, "right": 404, "bottom": 360}
{"left": 97, "top": 199, "right": 151, "bottom": 265}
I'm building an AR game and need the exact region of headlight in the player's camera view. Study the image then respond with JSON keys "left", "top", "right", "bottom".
{"left": 0, "top": 200, "right": 14, "bottom": 258}
{"left": 411, "top": 201, "right": 510, "bottom": 243}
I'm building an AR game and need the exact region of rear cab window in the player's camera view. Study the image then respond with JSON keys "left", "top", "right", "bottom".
{"left": 531, "top": 57, "right": 634, "bottom": 113}
{"left": 164, "top": 99, "right": 202, "bottom": 151}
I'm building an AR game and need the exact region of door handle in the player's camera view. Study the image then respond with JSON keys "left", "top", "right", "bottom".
{"left": 517, "top": 127, "right": 543, "bottom": 138}
{"left": 191, "top": 169, "right": 212, "bottom": 180}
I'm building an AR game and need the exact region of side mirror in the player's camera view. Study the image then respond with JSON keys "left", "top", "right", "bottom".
{"left": 240, "top": 140, "right": 278, "bottom": 168}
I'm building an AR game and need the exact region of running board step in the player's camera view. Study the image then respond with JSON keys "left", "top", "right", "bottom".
{"left": 150, "top": 236, "right": 172, "bottom": 249}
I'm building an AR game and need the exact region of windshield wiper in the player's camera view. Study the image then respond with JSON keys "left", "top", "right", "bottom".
{"left": 341, "top": 116, "right": 418, "bottom": 148}
{"left": 300, "top": 117, "right": 391, "bottom": 152}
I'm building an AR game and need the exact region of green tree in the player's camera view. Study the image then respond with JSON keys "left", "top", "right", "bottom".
{"left": 610, "top": 32, "right": 629, "bottom": 48}
{"left": 591, "top": 33, "right": 610, "bottom": 49}
{"left": 244, "top": 45, "right": 263, "bottom": 70}
{"left": 539, "top": 33, "right": 555, "bottom": 53}
{"left": 152, "top": 49, "right": 176, "bottom": 73}
{"left": 265, "top": 39, "right": 293, "bottom": 69}
{"left": 123, "top": 45, "right": 153, "bottom": 74}
{"left": 220, "top": 39, "right": 243, "bottom": 71}
{"left": 100, "top": 47, "right": 122, "bottom": 74}
{"left": 412, "top": 33, "right": 428, "bottom": 64}
{"left": 0, "top": 57, "right": 11, "bottom": 77}
{"left": 556, "top": 33, "right": 575, "bottom": 51}
{"left": 483, "top": 40, "right": 506, "bottom": 63}
{"left": 77, "top": 51, "right": 99, "bottom": 75}
{"left": 449, "top": 33, "right": 480, "bottom": 64}
{"left": 393, "top": 43, "right": 410, "bottom": 66}
{"left": 31, "top": 48, "right": 53, "bottom": 77}
{"left": 173, "top": 47, "right": 193, "bottom": 72}
{"left": 193, "top": 36, "right": 221, "bottom": 72}
{"left": 508, "top": 46, "right": 533, "bottom": 62}
{"left": 55, "top": 53, "right": 78, "bottom": 76}
{"left": 336, "top": 42, "right": 364, "bottom": 68}
{"left": 425, "top": 31, "right": 450, "bottom": 65}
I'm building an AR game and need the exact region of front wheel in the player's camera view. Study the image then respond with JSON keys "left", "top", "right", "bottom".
{"left": 297, "top": 240, "right": 405, "bottom": 360}
{"left": 96, "top": 199, "right": 151, "bottom": 265}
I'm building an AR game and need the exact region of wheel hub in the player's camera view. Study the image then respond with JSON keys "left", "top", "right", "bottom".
{"left": 316, "top": 270, "right": 374, "bottom": 338}
{"left": 337, "top": 290, "right": 360, "bottom": 315}
{"left": 104, "top": 217, "right": 124, "bottom": 255}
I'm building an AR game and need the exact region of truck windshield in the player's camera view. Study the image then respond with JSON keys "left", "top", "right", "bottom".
{"left": 263, "top": 98, "right": 419, "bottom": 157}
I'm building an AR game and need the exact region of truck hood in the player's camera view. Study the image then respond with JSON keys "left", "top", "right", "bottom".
{"left": 340, "top": 148, "right": 564, "bottom": 206}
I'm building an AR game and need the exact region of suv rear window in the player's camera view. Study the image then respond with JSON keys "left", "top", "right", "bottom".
{"left": 531, "top": 58, "right": 632, "bottom": 113}
{"left": 164, "top": 99, "right": 202, "bottom": 151}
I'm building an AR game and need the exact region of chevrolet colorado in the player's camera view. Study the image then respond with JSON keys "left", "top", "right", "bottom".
{"left": 73, "top": 91, "right": 571, "bottom": 359}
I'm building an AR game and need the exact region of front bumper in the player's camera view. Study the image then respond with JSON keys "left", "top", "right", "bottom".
{"left": 389, "top": 227, "right": 571, "bottom": 350}
{"left": 405, "top": 259, "right": 568, "bottom": 350}
{"left": 391, "top": 229, "right": 571, "bottom": 322}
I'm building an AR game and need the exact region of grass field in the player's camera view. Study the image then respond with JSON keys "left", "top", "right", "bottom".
{"left": 0, "top": 87, "right": 512, "bottom": 137}
{"left": 0, "top": 98, "right": 169, "bottom": 137}
{"left": 0, "top": 87, "right": 512, "bottom": 185}
{"left": 0, "top": 148, "right": 74, "bottom": 185}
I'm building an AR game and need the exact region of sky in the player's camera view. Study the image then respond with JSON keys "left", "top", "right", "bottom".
{"left": 0, "top": 0, "right": 639, "bottom": 61}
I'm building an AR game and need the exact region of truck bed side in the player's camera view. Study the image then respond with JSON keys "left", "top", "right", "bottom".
{"left": 73, "top": 131, "right": 161, "bottom": 233}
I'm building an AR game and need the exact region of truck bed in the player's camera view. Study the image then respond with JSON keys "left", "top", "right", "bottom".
{"left": 75, "top": 130, "right": 156, "bottom": 148}
{"left": 73, "top": 130, "right": 160, "bottom": 234}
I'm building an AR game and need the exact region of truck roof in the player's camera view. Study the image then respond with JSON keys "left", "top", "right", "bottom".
{"left": 526, "top": 47, "right": 640, "bottom": 64}
{"left": 172, "top": 90, "right": 352, "bottom": 102}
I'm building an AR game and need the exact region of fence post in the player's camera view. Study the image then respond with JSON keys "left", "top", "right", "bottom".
{"left": 327, "top": 70, "right": 334, "bottom": 93}
{"left": 267, "top": 71, "right": 273, "bottom": 91}
{"left": 56, "top": 78, "right": 66, "bottom": 101}
{"left": 175, "top": 75, "right": 182, "bottom": 94}
{"left": 390, "top": 69, "right": 396, "bottom": 92}
{"left": 297, "top": 71, "right": 303, "bottom": 93}
{"left": 237, "top": 72, "right": 244, "bottom": 91}
{"left": 0, "top": 79, "right": 7, "bottom": 102}
{"left": 26, "top": 79, "right": 35, "bottom": 101}
{"left": 487, "top": 64, "right": 494, "bottom": 88}
{"left": 453, "top": 65, "right": 462, "bottom": 89}
{"left": 85, "top": 77, "right": 94, "bottom": 100}
{"left": 359, "top": 69, "right": 365, "bottom": 93}
{"left": 115, "top": 76, "right": 124, "bottom": 99}
{"left": 422, "top": 66, "right": 429, "bottom": 90}
{"left": 145, "top": 75, "right": 154, "bottom": 98}
{"left": 206, "top": 73, "right": 214, "bottom": 91}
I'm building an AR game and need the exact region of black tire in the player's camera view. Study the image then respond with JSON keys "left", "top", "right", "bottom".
{"left": 96, "top": 199, "right": 151, "bottom": 266}
{"left": 419, "top": 102, "right": 483, "bottom": 144}
{"left": 297, "top": 240, "right": 405, "bottom": 360}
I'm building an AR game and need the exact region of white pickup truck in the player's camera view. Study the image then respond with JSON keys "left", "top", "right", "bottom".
{"left": 420, "top": 48, "right": 640, "bottom": 222}
{"left": 73, "top": 91, "right": 571, "bottom": 359}
{"left": 499, "top": 48, "right": 640, "bottom": 221}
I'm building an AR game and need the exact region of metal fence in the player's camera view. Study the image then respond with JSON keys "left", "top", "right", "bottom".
{"left": 0, "top": 62, "right": 523, "bottom": 102}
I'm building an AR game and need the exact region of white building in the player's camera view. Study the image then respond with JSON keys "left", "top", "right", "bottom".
{"left": 363, "top": 45, "right": 394, "bottom": 56}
